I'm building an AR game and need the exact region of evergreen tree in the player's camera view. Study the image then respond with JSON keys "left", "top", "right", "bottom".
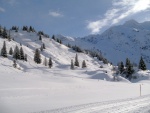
{"left": 39, "top": 35, "right": 42, "bottom": 40}
{"left": 48, "top": 57, "right": 52, "bottom": 68}
{"left": 13, "top": 45, "right": 20, "bottom": 60}
{"left": 34, "top": 49, "right": 41, "bottom": 64}
{"left": 118, "top": 61, "right": 124, "bottom": 74}
{"left": 71, "top": 59, "right": 74, "bottom": 69}
{"left": 13, "top": 60, "right": 17, "bottom": 68}
{"left": 43, "top": 43, "right": 46, "bottom": 49}
{"left": 52, "top": 35, "right": 55, "bottom": 40}
{"left": 43, "top": 57, "right": 47, "bottom": 66}
{"left": 1, "top": 41, "right": 7, "bottom": 57}
{"left": 19, "top": 47, "right": 24, "bottom": 60}
{"left": 0, "top": 25, "right": 2, "bottom": 36}
{"left": 139, "top": 57, "right": 147, "bottom": 70}
{"left": 9, "top": 47, "right": 13, "bottom": 55}
{"left": 126, "top": 59, "right": 134, "bottom": 80}
{"left": 56, "top": 38, "right": 60, "bottom": 43}
{"left": 29, "top": 26, "right": 33, "bottom": 32}
{"left": 125, "top": 58, "right": 130, "bottom": 67}
{"left": 2, "top": 27, "right": 8, "bottom": 39}
{"left": 74, "top": 54, "right": 79, "bottom": 67}
{"left": 24, "top": 54, "right": 27, "bottom": 61}
{"left": 82, "top": 60, "right": 87, "bottom": 68}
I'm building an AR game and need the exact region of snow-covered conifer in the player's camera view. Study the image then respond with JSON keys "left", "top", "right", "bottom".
{"left": 13, "top": 45, "right": 20, "bottom": 60}
{"left": 82, "top": 60, "right": 87, "bottom": 68}
{"left": 34, "top": 49, "right": 41, "bottom": 64}
{"left": 1, "top": 41, "right": 7, "bottom": 57}
{"left": 48, "top": 57, "right": 52, "bottom": 68}
{"left": 139, "top": 57, "right": 146, "bottom": 70}
{"left": 74, "top": 54, "right": 79, "bottom": 67}
{"left": 71, "top": 59, "right": 74, "bottom": 69}
{"left": 9, "top": 47, "right": 13, "bottom": 55}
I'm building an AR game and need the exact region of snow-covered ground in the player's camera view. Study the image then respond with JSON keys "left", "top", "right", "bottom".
{"left": 0, "top": 67, "right": 150, "bottom": 113}
{"left": 0, "top": 30, "right": 150, "bottom": 113}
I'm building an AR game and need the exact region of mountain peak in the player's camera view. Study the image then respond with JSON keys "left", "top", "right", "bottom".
{"left": 123, "top": 19, "right": 139, "bottom": 27}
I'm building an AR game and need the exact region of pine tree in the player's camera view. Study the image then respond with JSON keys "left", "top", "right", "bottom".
{"left": 125, "top": 58, "right": 130, "bottom": 67}
{"left": 126, "top": 59, "right": 134, "bottom": 80}
{"left": 0, "top": 25, "right": 2, "bottom": 36}
{"left": 29, "top": 26, "right": 33, "bottom": 32}
{"left": 39, "top": 35, "right": 42, "bottom": 40}
{"left": 34, "top": 49, "right": 41, "bottom": 64}
{"left": 19, "top": 47, "right": 24, "bottom": 60}
{"left": 82, "top": 60, "right": 87, "bottom": 68}
{"left": 24, "top": 54, "right": 27, "bottom": 61}
{"left": 43, "top": 43, "right": 46, "bottom": 49}
{"left": 71, "top": 59, "right": 74, "bottom": 69}
{"left": 118, "top": 61, "right": 124, "bottom": 74}
{"left": 43, "top": 57, "right": 47, "bottom": 66}
{"left": 13, "top": 60, "right": 17, "bottom": 68}
{"left": 52, "top": 35, "right": 55, "bottom": 40}
{"left": 48, "top": 57, "right": 52, "bottom": 68}
{"left": 139, "top": 57, "right": 146, "bottom": 70}
{"left": 1, "top": 41, "right": 7, "bottom": 57}
{"left": 13, "top": 45, "right": 20, "bottom": 60}
{"left": 56, "top": 38, "right": 60, "bottom": 43}
{"left": 9, "top": 47, "right": 13, "bottom": 55}
{"left": 2, "top": 27, "right": 8, "bottom": 39}
{"left": 74, "top": 54, "right": 79, "bottom": 67}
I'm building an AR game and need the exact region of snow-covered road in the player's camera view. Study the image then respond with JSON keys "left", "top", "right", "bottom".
{"left": 32, "top": 95, "right": 150, "bottom": 113}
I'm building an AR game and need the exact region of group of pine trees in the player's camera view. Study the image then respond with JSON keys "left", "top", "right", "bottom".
{"left": 38, "top": 31, "right": 49, "bottom": 38}
{"left": 22, "top": 26, "right": 35, "bottom": 32}
{"left": 33, "top": 48, "right": 53, "bottom": 68}
{"left": 70, "top": 54, "right": 87, "bottom": 70}
{"left": 52, "top": 35, "right": 62, "bottom": 44}
{"left": 0, "top": 26, "right": 11, "bottom": 41}
{"left": 1, "top": 41, "right": 27, "bottom": 61}
{"left": 118, "top": 57, "right": 147, "bottom": 80}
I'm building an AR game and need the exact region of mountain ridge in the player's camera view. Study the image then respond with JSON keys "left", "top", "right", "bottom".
{"left": 58, "top": 20, "right": 150, "bottom": 68}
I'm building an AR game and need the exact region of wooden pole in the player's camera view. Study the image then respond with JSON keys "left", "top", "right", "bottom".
{"left": 140, "top": 84, "right": 141, "bottom": 96}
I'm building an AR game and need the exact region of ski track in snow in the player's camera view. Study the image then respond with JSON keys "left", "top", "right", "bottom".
{"left": 30, "top": 95, "right": 150, "bottom": 113}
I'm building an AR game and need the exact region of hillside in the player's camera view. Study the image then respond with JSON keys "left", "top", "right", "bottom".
{"left": 0, "top": 27, "right": 150, "bottom": 113}
{"left": 0, "top": 29, "right": 117, "bottom": 80}
{"left": 58, "top": 20, "right": 150, "bottom": 68}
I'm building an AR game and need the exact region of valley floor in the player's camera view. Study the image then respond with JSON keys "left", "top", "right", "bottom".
{"left": 0, "top": 69, "right": 150, "bottom": 113}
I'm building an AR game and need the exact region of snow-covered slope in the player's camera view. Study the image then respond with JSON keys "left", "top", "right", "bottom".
{"left": 0, "top": 28, "right": 150, "bottom": 113}
{"left": 0, "top": 30, "right": 117, "bottom": 81}
{"left": 58, "top": 20, "right": 150, "bottom": 68}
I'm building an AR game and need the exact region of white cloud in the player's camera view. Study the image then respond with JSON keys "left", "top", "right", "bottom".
{"left": 0, "top": 7, "right": 5, "bottom": 12}
{"left": 87, "top": 0, "right": 150, "bottom": 34}
{"left": 49, "top": 11, "right": 63, "bottom": 17}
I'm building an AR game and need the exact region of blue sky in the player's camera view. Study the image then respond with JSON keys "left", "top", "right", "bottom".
{"left": 0, "top": 0, "right": 150, "bottom": 37}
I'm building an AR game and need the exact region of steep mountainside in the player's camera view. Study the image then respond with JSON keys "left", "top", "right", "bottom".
{"left": 58, "top": 20, "right": 150, "bottom": 68}
{"left": 0, "top": 29, "right": 118, "bottom": 81}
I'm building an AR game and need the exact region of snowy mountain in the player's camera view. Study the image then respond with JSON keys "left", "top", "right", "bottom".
{"left": 58, "top": 20, "right": 150, "bottom": 68}
{"left": 0, "top": 25, "right": 150, "bottom": 113}
{"left": 0, "top": 30, "right": 117, "bottom": 80}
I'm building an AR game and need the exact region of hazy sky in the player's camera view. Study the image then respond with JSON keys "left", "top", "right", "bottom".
{"left": 0, "top": 0, "right": 150, "bottom": 37}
